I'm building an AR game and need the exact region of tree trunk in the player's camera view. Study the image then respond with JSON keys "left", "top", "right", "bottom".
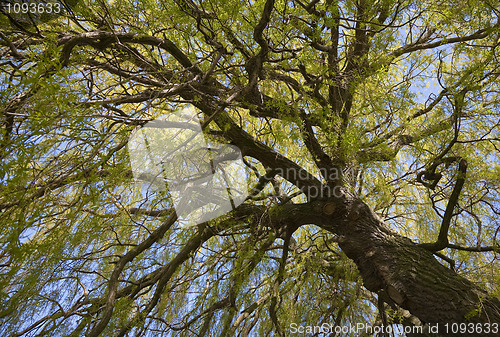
{"left": 313, "top": 196, "right": 500, "bottom": 336}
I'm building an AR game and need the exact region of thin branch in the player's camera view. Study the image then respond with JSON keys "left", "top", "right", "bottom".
{"left": 419, "top": 158, "right": 467, "bottom": 252}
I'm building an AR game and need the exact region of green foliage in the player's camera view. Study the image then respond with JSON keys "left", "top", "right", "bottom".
{"left": 1, "top": 0, "right": 500, "bottom": 335}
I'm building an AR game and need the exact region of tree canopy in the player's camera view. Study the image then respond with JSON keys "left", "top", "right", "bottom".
{"left": 1, "top": 0, "right": 500, "bottom": 336}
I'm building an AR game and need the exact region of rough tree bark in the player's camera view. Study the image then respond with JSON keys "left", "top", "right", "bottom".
{"left": 290, "top": 195, "right": 500, "bottom": 336}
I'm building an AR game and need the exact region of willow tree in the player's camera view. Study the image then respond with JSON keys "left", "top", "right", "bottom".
{"left": 1, "top": 0, "right": 500, "bottom": 336}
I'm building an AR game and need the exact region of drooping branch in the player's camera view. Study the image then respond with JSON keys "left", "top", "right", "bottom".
{"left": 86, "top": 212, "right": 178, "bottom": 337}
{"left": 393, "top": 21, "right": 500, "bottom": 58}
{"left": 269, "top": 225, "right": 293, "bottom": 337}
{"left": 419, "top": 158, "right": 468, "bottom": 252}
